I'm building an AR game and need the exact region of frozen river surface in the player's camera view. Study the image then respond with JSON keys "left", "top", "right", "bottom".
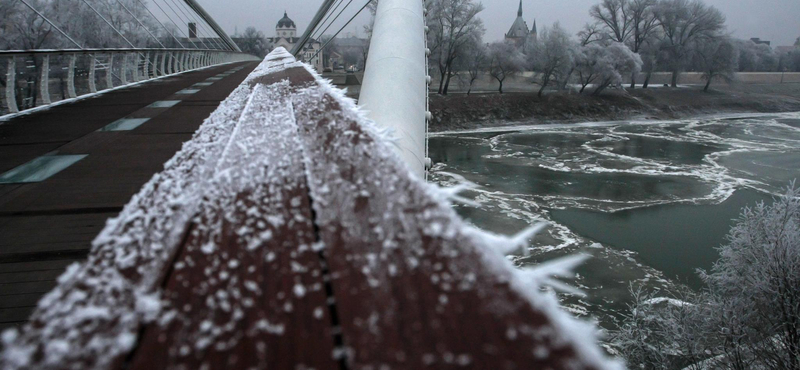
{"left": 429, "top": 112, "right": 800, "bottom": 328}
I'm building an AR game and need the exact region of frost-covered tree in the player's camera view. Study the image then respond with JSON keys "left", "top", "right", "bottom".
{"left": 653, "top": 0, "right": 726, "bottom": 87}
{"left": 614, "top": 184, "right": 800, "bottom": 370}
{"left": 702, "top": 184, "right": 800, "bottom": 370}
{"left": 587, "top": 0, "right": 659, "bottom": 88}
{"left": 528, "top": 23, "right": 575, "bottom": 97}
{"left": 238, "top": 27, "right": 270, "bottom": 58}
{"left": 486, "top": 42, "right": 524, "bottom": 94}
{"left": 733, "top": 39, "right": 779, "bottom": 72}
{"left": 695, "top": 38, "right": 738, "bottom": 92}
{"left": 575, "top": 42, "right": 642, "bottom": 95}
{"left": 610, "top": 286, "right": 675, "bottom": 369}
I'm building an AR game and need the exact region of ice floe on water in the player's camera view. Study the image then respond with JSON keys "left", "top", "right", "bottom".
{"left": 429, "top": 111, "right": 800, "bottom": 329}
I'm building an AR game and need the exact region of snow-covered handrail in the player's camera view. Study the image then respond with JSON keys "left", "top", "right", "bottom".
{"left": 0, "top": 48, "right": 617, "bottom": 370}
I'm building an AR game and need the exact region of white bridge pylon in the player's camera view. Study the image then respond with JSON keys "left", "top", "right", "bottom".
{"left": 358, "top": 0, "right": 429, "bottom": 177}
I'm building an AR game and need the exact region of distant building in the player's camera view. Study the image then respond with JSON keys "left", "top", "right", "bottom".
{"left": 267, "top": 12, "right": 323, "bottom": 72}
{"left": 776, "top": 46, "right": 795, "bottom": 55}
{"left": 332, "top": 35, "right": 369, "bottom": 71}
{"left": 505, "top": 0, "right": 537, "bottom": 50}
{"left": 750, "top": 38, "right": 771, "bottom": 46}
{"left": 173, "top": 23, "right": 223, "bottom": 50}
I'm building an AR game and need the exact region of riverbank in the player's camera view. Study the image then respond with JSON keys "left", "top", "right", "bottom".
{"left": 429, "top": 83, "right": 800, "bottom": 132}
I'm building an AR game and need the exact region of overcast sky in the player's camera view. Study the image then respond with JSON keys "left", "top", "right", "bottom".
{"left": 193, "top": 0, "right": 800, "bottom": 47}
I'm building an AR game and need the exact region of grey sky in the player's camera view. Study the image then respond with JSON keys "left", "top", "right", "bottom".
{"left": 194, "top": 0, "right": 800, "bottom": 47}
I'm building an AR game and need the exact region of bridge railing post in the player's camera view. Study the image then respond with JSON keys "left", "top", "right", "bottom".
{"left": 67, "top": 54, "right": 77, "bottom": 99}
{"left": 106, "top": 54, "right": 114, "bottom": 90}
{"left": 39, "top": 54, "right": 51, "bottom": 106}
{"left": 133, "top": 53, "right": 141, "bottom": 83}
{"left": 5, "top": 56, "right": 18, "bottom": 113}
{"left": 88, "top": 54, "right": 97, "bottom": 93}
{"left": 120, "top": 53, "right": 128, "bottom": 85}
{"left": 143, "top": 52, "right": 150, "bottom": 79}
{"left": 158, "top": 52, "right": 166, "bottom": 77}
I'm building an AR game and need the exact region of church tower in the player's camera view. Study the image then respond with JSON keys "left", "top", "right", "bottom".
{"left": 505, "top": 1, "right": 535, "bottom": 48}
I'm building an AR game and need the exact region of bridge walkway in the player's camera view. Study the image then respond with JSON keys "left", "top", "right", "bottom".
{"left": 0, "top": 61, "right": 259, "bottom": 332}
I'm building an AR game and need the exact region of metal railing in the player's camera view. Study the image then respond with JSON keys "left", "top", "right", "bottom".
{"left": 1, "top": 48, "right": 259, "bottom": 116}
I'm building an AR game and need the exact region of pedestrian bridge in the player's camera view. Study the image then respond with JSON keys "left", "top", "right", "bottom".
{"left": 0, "top": 47, "right": 620, "bottom": 369}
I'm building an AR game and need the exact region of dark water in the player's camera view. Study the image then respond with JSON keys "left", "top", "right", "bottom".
{"left": 429, "top": 112, "right": 800, "bottom": 326}
{"left": 551, "top": 190, "right": 771, "bottom": 288}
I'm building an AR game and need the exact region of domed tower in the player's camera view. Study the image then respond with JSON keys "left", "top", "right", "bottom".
{"left": 276, "top": 11, "right": 297, "bottom": 38}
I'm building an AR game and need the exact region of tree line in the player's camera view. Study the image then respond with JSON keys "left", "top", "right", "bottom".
{"left": 426, "top": 0, "right": 800, "bottom": 96}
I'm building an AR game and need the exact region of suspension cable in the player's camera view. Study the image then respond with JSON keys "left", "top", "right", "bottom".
{"left": 80, "top": 0, "right": 137, "bottom": 48}
{"left": 313, "top": 0, "right": 355, "bottom": 43}
{"left": 310, "top": 0, "right": 372, "bottom": 61}
{"left": 292, "top": 0, "right": 338, "bottom": 55}
{"left": 170, "top": 0, "right": 226, "bottom": 50}
{"left": 310, "top": 0, "right": 345, "bottom": 41}
{"left": 17, "top": 0, "right": 126, "bottom": 82}
{"left": 117, "top": 0, "right": 167, "bottom": 49}
{"left": 80, "top": 0, "right": 165, "bottom": 75}
{"left": 161, "top": 0, "right": 213, "bottom": 50}
{"left": 166, "top": 0, "right": 219, "bottom": 50}
{"left": 17, "top": 0, "right": 83, "bottom": 49}
{"left": 135, "top": 0, "right": 188, "bottom": 49}
{"left": 150, "top": 0, "right": 200, "bottom": 49}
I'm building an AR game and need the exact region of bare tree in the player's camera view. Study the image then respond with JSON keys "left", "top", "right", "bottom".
{"left": 626, "top": 0, "right": 659, "bottom": 87}
{"left": 653, "top": 0, "right": 726, "bottom": 87}
{"left": 589, "top": 0, "right": 632, "bottom": 44}
{"left": 528, "top": 23, "right": 574, "bottom": 98}
{"left": 577, "top": 23, "right": 605, "bottom": 46}
{"left": 426, "top": 0, "right": 485, "bottom": 95}
{"left": 695, "top": 37, "right": 738, "bottom": 92}
{"left": 638, "top": 37, "right": 660, "bottom": 88}
{"left": 455, "top": 38, "right": 488, "bottom": 95}
{"left": 486, "top": 42, "right": 523, "bottom": 94}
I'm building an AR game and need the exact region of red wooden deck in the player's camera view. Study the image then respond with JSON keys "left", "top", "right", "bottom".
{"left": 0, "top": 49, "right": 619, "bottom": 370}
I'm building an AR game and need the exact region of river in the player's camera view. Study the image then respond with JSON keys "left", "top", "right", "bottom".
{"left": 428, "top": 112, "right": 800, "bottom": 329}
